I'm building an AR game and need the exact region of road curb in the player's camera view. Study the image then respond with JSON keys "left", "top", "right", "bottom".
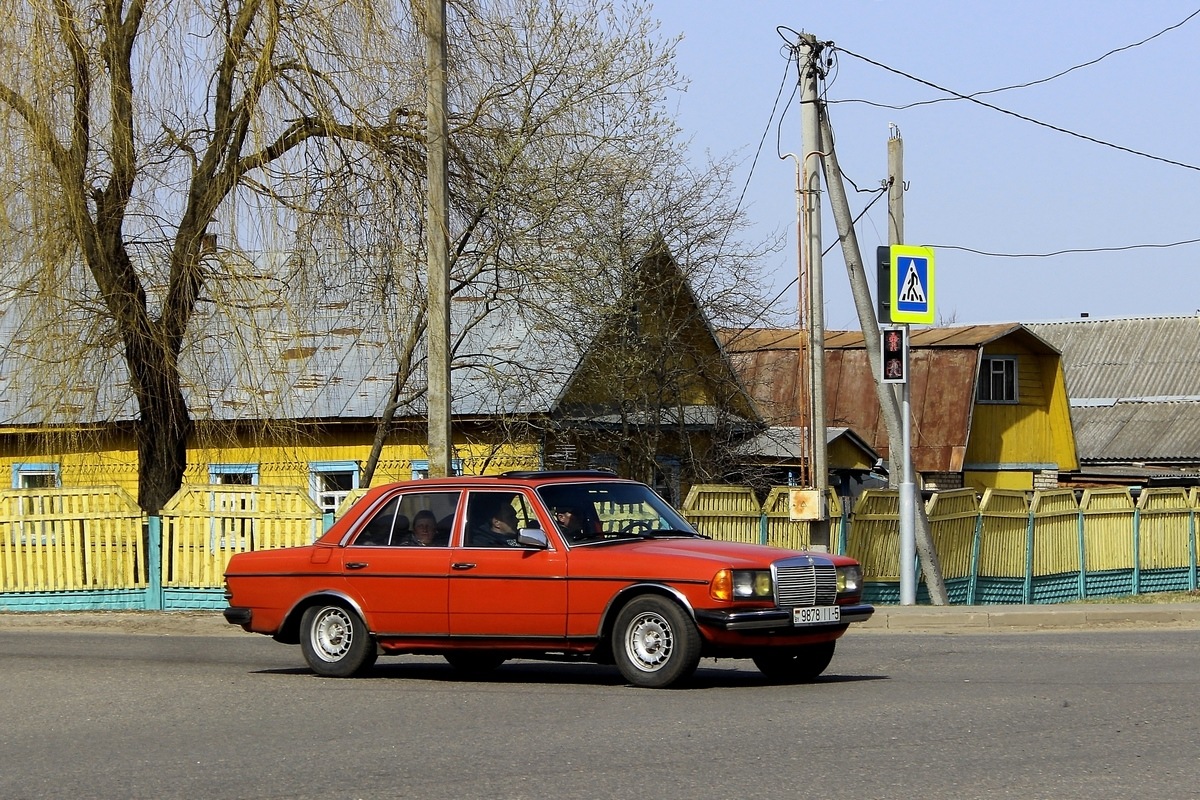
{"left": 861, "top": 603, "right": 1200, "bottom": 632}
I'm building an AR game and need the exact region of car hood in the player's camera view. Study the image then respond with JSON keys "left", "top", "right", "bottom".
{"left": 567, "top": 537, "right": 844, "bottom": 578}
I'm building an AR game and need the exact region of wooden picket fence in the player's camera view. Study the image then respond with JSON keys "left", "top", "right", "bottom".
{"left": 1, "top": 483, "right": 1197, "bottom": 609}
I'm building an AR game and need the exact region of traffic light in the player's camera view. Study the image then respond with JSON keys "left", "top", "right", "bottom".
{"left": 876, "top": 245, "right": 892, "bottom": 324}
{"left": 880, "top": 326, "right": 907, "bottom": 384}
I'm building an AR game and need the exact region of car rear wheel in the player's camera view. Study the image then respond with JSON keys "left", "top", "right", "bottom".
{"left": 613, "top": 595, "right": 701, "bottom": 688}
{"left": 443, "top": 652, "right": 507, "bottom": 675}
{"left": 300, "top": 604, "right": 377, "bottom": 677}
{"left": 752, "top": 641, "right": 836, "bottom": 683}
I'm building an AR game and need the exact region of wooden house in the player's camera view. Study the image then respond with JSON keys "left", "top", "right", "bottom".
{"left": 0, "top": 241, "right": 761, "bottom": 511}
{"left": 721, "top": 324, "right": 1078, "bottom": 493}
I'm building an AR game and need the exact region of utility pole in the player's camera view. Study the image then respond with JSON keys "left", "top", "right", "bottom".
{"left": 889, "top": 129, "right": 917, "bottom": 606}
{"left": 424, "top": 0, "right": 452, "bottom": 477}
{"left": 817, "top": 104, "right": 949, "bottom": 605}
{"left": 798, "top": 34, "right": 830, "bottom": 550}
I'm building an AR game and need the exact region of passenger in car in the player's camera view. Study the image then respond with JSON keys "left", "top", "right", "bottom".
{"left": 469, "top": 501, "right": 521, "bottom": 547}
{"left": 399, "top": 509, "right": 440, "bottom": 546}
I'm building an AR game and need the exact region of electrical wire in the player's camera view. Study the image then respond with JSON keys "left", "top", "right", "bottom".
{"left": 836, "top": 8, "right": 1200, "bottom": 111}
{"left": 928, "top": 237, "right": 1200, "bottom": 259}
{"left": 832, "top": 44, "right": 1200, "bottom": 173}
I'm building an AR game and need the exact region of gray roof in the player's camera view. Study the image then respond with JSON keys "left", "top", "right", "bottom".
{"left": 1026, "top": 316, "right": 1200, "bottom": 402}
{"left": 1028, "top": 316, "right": 1200, "bottom": 464}
{"left": 732, "top": 426, "right": 879, "bottom": 464}
{"left": 0, "top": 270, "right": 588, "bottom": 427}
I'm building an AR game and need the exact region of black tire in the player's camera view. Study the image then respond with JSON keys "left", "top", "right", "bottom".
{"left": 612, "top": 595, "right": 701, "bottom": 688}
{"left": 443, "top": 652, "right": 507, "bottom": 675}
{"left": 300, "top": 604, "right": 377, "bottom": 677}
{"left": 752, "top": 641, "right": 836, "bottom": 683}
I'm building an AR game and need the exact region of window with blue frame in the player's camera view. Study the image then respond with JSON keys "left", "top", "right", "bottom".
{"left": 208, "top": 463, "right": 260, "bottom": 485}
{"left": 12, "top": 462, "right": 60, "bottom": 489}
{"left": 410, "top": 459, "right": 464, "bottom": 480}
{"left": 309, "top": 461, "right": 360, "bottom": 515}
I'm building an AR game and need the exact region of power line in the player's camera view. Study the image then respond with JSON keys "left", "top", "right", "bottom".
{"left": 929, "top": 237, "right": 1200, "bottom": 259}
{"left": 832, "top": 46, "right": 1200, "bottom": 173}
{"left": 838, "top": 8, "right": 1200, "bottom": 111}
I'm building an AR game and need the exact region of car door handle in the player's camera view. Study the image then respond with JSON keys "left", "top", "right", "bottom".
{"left": 345, "top": 562, "right": 369, "bottom": 570}
{"left": 451, "top": 562, "right": 476, "bottom": 571}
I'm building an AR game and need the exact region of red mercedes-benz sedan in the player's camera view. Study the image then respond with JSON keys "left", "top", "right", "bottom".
{"left": 224, "top": 471, "right": 873, "bottom": 688}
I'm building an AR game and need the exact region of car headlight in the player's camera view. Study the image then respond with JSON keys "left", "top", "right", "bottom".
{"left": 837, "top": 565, "right": 863, "bottom": 596}
{"left": 711, "top": 569, "right": 773, "bottom": 601}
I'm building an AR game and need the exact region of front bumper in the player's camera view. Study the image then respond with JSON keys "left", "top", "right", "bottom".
{"left": 694, "top": 602, "right": 874, "bottom": 631}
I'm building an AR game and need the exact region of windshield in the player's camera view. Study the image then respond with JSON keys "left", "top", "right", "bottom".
{"left": 536, "top": 481, "right": 699, "bottom": 545}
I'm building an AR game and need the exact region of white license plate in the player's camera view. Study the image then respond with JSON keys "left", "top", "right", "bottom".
{"left": 792, "top": 605, "right": 840, "bottom": 625}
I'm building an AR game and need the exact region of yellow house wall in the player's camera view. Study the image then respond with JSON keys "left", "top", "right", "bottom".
{"left": 964, "top": 469, "right": 1033, "bottom": 492}
{"left": 965, "top": 343, "right": 1077, "bottom": 470}
{"left": 2, "top": 423, "right": 542, "bottom": 500}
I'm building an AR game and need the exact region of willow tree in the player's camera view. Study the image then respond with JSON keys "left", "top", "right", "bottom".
{"left": 0, "top": 0, "right": 780, "bottom": 510}
{"left": 0, "top": 0, "right": 428, "bottom": 512}
{"left": 350, "top": 1, "right": 784, "bottom": 487}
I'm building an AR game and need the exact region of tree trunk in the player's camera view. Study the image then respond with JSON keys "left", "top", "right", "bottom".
{"left": 125, "top": 332, "right": 193, "bottom": 515}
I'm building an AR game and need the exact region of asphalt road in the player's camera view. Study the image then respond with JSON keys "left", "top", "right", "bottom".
{"left": 2, "top": 613, "right": 1198, "bottom": 800}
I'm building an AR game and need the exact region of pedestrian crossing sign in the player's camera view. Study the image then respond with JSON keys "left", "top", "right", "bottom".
{"left": 889, "top": 245, "right": 936, "bottom": 324}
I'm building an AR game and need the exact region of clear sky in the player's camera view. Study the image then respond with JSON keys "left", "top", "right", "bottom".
{"left": 648, "top": 0, "right": 1200, "bottom": 328}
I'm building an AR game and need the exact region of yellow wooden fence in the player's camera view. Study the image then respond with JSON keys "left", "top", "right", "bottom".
{"left": 0, "top": 487, "right": 145, "bottom": 592}
{"left": 2, "top": 484, "right": 1197, "bottom": 600}
{"left": 160, "top": 486, "right": 322, "bottom": 588}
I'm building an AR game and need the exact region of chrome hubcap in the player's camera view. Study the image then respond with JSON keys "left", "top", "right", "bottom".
{"left": 312, "top": 608, "right": 353, "bottom": 662}
{"left": 625, "top": 612, "right": 674, "bottom": 672}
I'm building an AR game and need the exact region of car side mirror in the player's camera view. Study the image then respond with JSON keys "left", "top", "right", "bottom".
{"left": 516, "top": 527, "right": 549, "bottom": 549}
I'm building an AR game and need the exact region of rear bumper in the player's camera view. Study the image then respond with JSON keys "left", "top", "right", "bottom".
{"left": 223, "top": 606, "right": 252, "bottom": 627}
{"left": 694, "top": 603, "right": 874, "bottom": 631}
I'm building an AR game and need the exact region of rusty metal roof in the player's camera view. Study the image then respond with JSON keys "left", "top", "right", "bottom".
{"left": 721, "top": 327, "right": 989, "bottom": 471}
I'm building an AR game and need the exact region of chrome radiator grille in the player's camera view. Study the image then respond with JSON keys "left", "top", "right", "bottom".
{"left": 774, "top": 561, "right": 838, "bottom": 607}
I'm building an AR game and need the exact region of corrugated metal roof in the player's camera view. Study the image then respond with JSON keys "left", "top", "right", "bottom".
{"left": 721, "top": 326, "right": 981, "bottom": 472}
{"left": 1027, "top": 316, "right": 1200, "bottom": 402}
{"left": 1072, "top": 400, "right": 1200, "bottom": 464}
{"left": 723, "top": 323, "right": 1048, "bottom": 352}
{"left": 0, "top": 277, "right": 586, "bottom": 427}
{"left": 1028, "top": 316, "right": 1200, "bottom": 464}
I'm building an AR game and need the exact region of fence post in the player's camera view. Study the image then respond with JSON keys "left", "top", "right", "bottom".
{"left": 146, "top": 516, "right": 163, "bottom": 611}
{"left": 968, "top": 512, "right": 982, "bottom": 605}
{"left": 1076, "top": 508, "right": 1087, "bottom": 600}
{"left": 1132, "top": 507, "right": 1141, "bottom": 596}
{"left": 1023, "top": 505, "right": 1035, "bottom": 604}
{"left": 1189, "top": 506, "right": 1197, "bottom": 591}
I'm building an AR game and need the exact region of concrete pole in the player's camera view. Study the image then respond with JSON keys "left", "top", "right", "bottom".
{"left": 798, "top": 35, "right": 830, "bottom": 550}
{"left": 889, "top": 131, "right": 917, "bottom": 606}
{"left": 818, "top": 106, "right": 949, "bottom": 605}
{"left": 424, "top": 0, "right": 452, "bottom": 477}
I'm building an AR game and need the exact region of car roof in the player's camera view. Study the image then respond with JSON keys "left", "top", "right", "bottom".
{"left": 373, "top": 470, "right": 634, "bottom": 491}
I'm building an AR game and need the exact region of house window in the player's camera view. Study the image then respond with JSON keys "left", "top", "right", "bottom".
{"left": 12, "top": 462, "right": 60, "bottom": 489}
{"left": 209, "top": 463, "right": 260, "bottom": 485}
{"left": 978, "top": 356, "right": 1018, "bottom": 404}
{"left": 310, "top": 461, "right": 359, "bottom": 515}
{"left": 410, "top": 459, "right": 463, "bottom": 480}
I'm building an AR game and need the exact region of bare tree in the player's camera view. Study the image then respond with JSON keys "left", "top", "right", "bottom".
{"left": 0, "top": 0, "right": 781, "bottom": 508}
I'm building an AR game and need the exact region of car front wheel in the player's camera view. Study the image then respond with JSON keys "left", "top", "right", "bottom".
{"left": 752, "top": 641, "right": 836, "bottom": 683}
{"left": 613, "top": 595, "right": 701, "bottom": 688}
{"left": 300, "top": 604, "right": 377, "bottom": 677}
